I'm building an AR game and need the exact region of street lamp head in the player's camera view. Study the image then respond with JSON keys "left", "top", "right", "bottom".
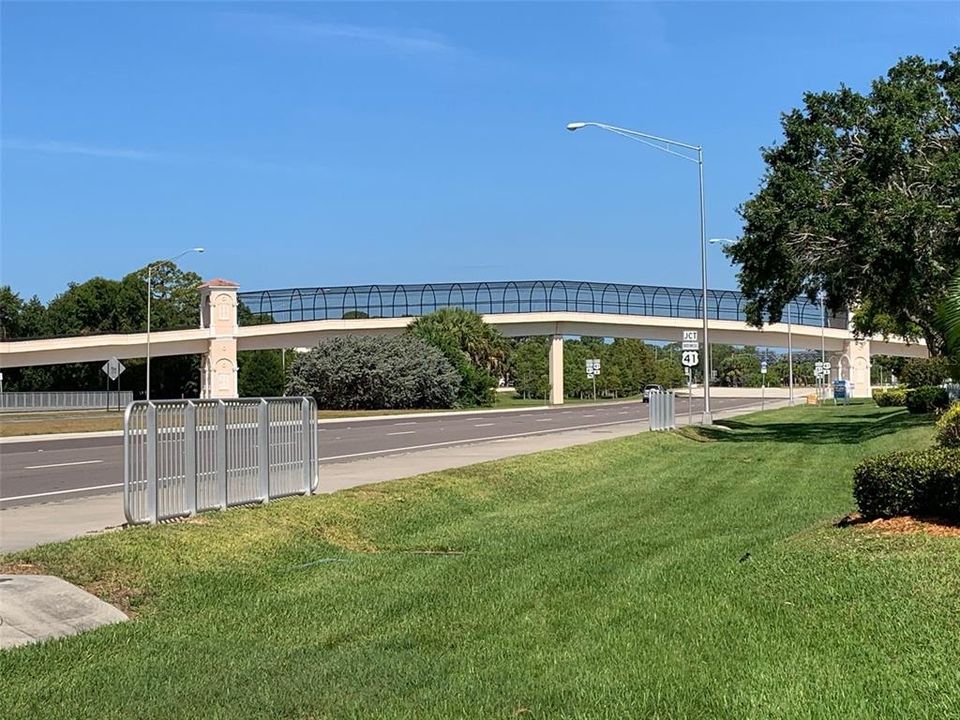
{"left": 193, "top": 247, "right": 205, "bottom": 254}
{"left": 708, "top": 237, "right": 735, "bottom": 245}
{"left": 566, "top": 122, "right": 588, "bottom": 131}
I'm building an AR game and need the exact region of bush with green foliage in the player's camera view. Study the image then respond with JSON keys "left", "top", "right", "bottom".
{"left": 286, "top": 335, "right": 460, "bottom": 410}
{"left": 872, "top": 388, "right": 908, "bottom": 407}
{"left": 905, "top": 386, "right": 950, "bottom": 414}
{"left": 408, "top": 308, "right": 505, "bottom": 407}
{"left": 853, "top": 448, "right": 960, "bottom": 520}
{"left": 935, "top": 403, "right": 960, "bottom": 448}
{"left": 899, "top": 357, "right": 952, "bottom": 388}
{"left": 238, "top": 350, "right": 285, "bottom": 397}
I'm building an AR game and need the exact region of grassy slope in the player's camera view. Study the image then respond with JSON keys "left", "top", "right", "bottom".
{"left": 2, "top": 405, "right": 958, "bottom": 719}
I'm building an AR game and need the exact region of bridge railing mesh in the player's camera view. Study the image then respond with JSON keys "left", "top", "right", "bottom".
{"left": 238, "top": 280, "right": 848, "bottom": 330}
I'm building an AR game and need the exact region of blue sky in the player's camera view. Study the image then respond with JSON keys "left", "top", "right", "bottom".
{"left": 2, "top": 1, "right": 957, "bottom": 301}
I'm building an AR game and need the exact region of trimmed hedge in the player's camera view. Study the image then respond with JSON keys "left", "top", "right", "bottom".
{"left": 936, "top": 403, "right": 960, "bottom": 448}
{"left": 853, "top": 449, "right": 960, "bottom": 520}
{"left": 872, "top": 388, "right": 908, "bottom": 407}
{"left": 905, "top": 386, "right": 950, "bottom": 414}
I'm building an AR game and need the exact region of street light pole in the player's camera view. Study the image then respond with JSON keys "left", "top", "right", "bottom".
{"left": 145, "top": 247, "right": 205, "bottom": 401}
{"left": 818, "top": 288, "right": 827, "bottom": 403}
{"left": 567, "top": 121, "right": 712, "bottom": 424}
{"left": 787, "top": 302, "right": 795, "bottom": 406}
{"left": 696, "top": 147, "right": 711, "bottom": 423}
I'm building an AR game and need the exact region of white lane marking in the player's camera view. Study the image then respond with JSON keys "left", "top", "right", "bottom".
{"left": 474, "top": 423, "right": 495, "bottom": 427}
{"left": 1, "top": 482, "right": 123, "bottom": 503}
{"left": 23, "top": 459, "right": 104, "bottom": 470}
{"left": 321, "top": 417, "right": 646, "bottom": 462}
{"left": 619, "top": 411, "right": 630, "bottom": 415}
{"left": 387, "top": 430, "right": 416, "bottom": 436}
{"left": 535, "top": 418, "right": 552, "bottom": 422}
{"left": 583, "top": 414, "right": 595, "bottom": 418}
{"left": 393, "top": 421, "right": 418, "bottom": 426}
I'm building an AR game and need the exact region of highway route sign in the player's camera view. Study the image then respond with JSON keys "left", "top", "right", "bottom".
{"left": 102, "top": 357, "right": 126, "bottom": 381}
{"left": 682, "top": 341, "right": 699, "bottom": 351}
{"left": 683, "top": 330, "right": 698, "bottom": 342}
{"left": 681, "top": 350, "right": 699, "bottom": 368}
{"left": 586, "top": 359, "right": 601, "bottom": 378}
{"left": 760, "top": 361, "right": 768, "bottom": 375}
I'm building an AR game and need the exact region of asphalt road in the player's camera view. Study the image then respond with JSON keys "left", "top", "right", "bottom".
{"left": 0, "top": 397, "right": 759, "bottom": 509}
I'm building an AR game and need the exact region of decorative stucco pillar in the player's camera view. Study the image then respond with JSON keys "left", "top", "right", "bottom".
{"left": 843, "top": 338, "right": 871, "bottom": 398}
{"left": 549, "top": 334, "right": 564, "bottom": 405}
{"left": 198, "top": 279, "right": 240, "bottom": 399}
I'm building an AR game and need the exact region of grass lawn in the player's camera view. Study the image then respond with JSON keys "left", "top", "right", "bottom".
{"left": 2, "top": 404, "right": 958, "bottom": 719}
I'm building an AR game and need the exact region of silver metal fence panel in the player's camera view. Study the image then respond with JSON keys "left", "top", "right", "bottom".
{"left": 0, "top": 390, "right": 133, "bottom": 412}
{"left": 124, "top": 397, "right": 318, "bottom": 524}
{"left": 123, "top": 402, "right": 149, "bottom": 524}
{"left": 156, "top": 402, "right": 189, "bottom": 521}
{"left": 225, "top": 400, "right": 260, "bottom": 506}
{"left": 184, "top": 402, "right": 197, "bottom": 516}
{"left": 145, "top": 404, "right": 158, "bottom": 524}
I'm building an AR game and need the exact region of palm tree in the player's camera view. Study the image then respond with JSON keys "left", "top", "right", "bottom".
{"left": 939, "top": 269, "right": 960, "bottom": 378}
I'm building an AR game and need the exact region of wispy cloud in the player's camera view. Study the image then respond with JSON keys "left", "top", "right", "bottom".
{"left": 2, "top": 138, "right": 324, "bottom": 173}
{"left": 2, "top": 138, "right": 161, "bottom": 161}
{"left": 223, "top": 12, "right": 457, "bottom": 55}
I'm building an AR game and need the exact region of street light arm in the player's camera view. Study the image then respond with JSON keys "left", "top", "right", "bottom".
{"left": 568, "top": 121, "right": 701, "bottom": 154}
{"left": 600, "top": 126, "right": 700, "bottom": 163}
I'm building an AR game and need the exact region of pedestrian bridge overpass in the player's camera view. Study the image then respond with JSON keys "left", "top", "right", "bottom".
{"left": 0, "top": 279, "right": 927, "bottom": 401}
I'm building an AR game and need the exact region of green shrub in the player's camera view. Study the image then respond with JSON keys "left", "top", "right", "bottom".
{"left": 899, "top": 357, "right": 952, "bottom": 388}
{"left": 905, "top": 385, "right": 950, "bottom": 414}
{"left": 853, "top": 449, "right": 960, "bottom": 520}
{"left": 872, "top": 388, "right": 908, "bottom": 407}
{"left": 286, "top": 335, "right": 460, "bottom": 410}
{"left": 936, "top": 403, "right": 960, "bottom": 448}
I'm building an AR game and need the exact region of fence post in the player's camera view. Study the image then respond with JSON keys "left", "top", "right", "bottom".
{"left": 258, "top": 399, "right": 270, "bottom": 503}
{"left": 217, "top": 400, "right": 228, "bottom": 510}
{"left": 301, "top": 397, "right": 313, "bottom": 494}
{"left": 146, "top": 402, "right": 158, "bottom": 524}
{"left": 184, "top": 401, "right": 197, "bottom": 516}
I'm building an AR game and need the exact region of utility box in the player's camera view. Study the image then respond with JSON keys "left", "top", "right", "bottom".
{"left": 833, "top": 379, "right": 852, "bottom": 405}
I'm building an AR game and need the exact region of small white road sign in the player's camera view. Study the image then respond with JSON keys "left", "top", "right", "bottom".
{"left": 681, "top": 350, "right": 699, "bottom": 367}
{"left": 101, "top": 357, "right": 126, "bottom": 381}
{"left": 683, "top": 330, "right": 698, "bottom": 342}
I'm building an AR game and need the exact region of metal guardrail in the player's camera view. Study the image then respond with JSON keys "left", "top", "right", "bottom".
{"left": 239, "top": 280, "right": 849, "bottom": 329}
{"left": 124, "top": 397, "right": 319, "bottom": 525}
{"left": 0, "top": 391, "right": 133, "bottom": 412}
{"left": 649, "top": 390, "right": 676, "bottom": 431}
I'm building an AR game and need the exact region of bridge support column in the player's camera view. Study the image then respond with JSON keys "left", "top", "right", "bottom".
{"left": 549, "top": 334, "right": 564, "bottom": 405}
{"left": 198, "top": 279, "right": 240, "bottom": 398}
{"left": 843, "top": 337, "right": 871, "bottom": 398}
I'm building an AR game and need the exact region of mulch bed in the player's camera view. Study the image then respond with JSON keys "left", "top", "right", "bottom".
{"left": 837, "top": 512, "right": 960, "bottom": 538}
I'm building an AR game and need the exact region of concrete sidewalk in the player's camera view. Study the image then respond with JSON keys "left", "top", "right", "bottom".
{"left": 0, "top": 400, "right": 781, "bottom": 553}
